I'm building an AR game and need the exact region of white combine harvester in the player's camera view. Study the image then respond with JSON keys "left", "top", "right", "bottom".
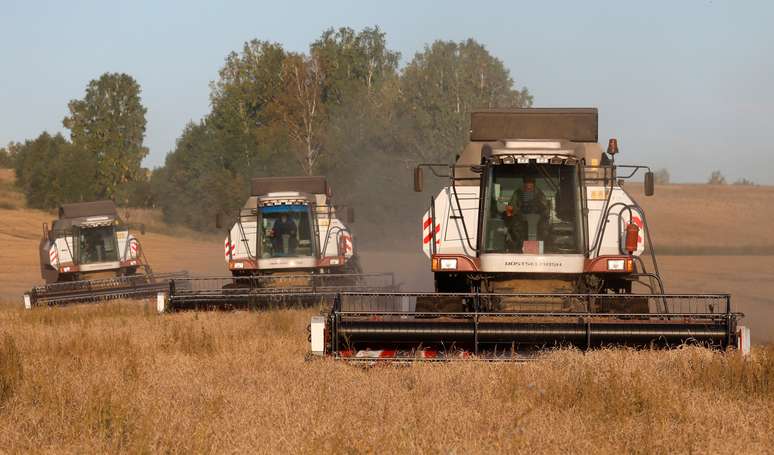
{"left": 310, "top": 108, "right": 749, "bottom": 360}
{"left": 24, "top": 200, "right": 185, "bottom": 308}
{"left": 160, "top": 176, "right": 394, "bottom": 311}
{"left": 224, "top": 176, "right": 359, "bottom": 276}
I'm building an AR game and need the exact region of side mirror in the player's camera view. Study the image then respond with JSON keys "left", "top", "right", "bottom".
{"left": 644, "top": 171, "right": 655, "bottom": 196}
{"left": 140, "top": 223, "right": 146, "bottom": 235}
{"left": 215, "top": 213, "right": 223, "bottom": 229}
{"left": 413, "top": 166, "right": 423, "bottom": 192}
{"left": 346, "top": 207, "right": 355, "bottom": 224}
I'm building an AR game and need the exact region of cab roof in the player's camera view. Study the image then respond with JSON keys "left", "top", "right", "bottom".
{"left": 470, "top": 108, "right": 598, "bottom": 143}
{"left": 58, "top": 200, "right": 117, "bottom": 220}
{"left": 251, "top": 176, "right": 328, "bottom": 197}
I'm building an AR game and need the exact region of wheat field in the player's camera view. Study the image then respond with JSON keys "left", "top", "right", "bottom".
{"left": 627, "top": 183, "right": 774, "bottom": 253}
{"left": 0, "top": 301, "right": 772, "bottom": 453}
{"left": 1, "top": 171, "right": 774, "bottom": 452}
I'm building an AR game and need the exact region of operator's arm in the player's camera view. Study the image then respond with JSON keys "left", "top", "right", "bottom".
{"left": 505, "top": 190, "right": 521, "bottom": 218}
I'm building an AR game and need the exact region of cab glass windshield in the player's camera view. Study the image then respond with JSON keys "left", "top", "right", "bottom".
{"left": 482, "top": 163, "right": 582, "bottom": 254}
{"left": 77, "top": 226, "right": 119, "bottom": 264}
{"left": 259, "top": 205, "right": 314, "bottom": 258}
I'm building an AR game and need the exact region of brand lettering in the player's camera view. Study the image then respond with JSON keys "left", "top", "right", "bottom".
{"left": 504, "top": 261, "right": 563, "bottom": 268}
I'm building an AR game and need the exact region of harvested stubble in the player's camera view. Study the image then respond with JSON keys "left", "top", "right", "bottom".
{"left": 0, "top": 300, "right": 771, "bottom": 454}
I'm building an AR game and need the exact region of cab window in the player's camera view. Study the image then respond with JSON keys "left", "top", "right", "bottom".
{"left": 483, "top": 163, "right": 582, "bottom": 254}
{"left": 259, "top": 205, "right": 314, "bottom": 258}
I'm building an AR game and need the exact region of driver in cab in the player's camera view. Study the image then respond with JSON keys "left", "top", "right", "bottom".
{"left": 269, "top": 214, "right": 298, "bottom": 255}
{"left": 503, "top": 176, "right": 549, "bottom": 253}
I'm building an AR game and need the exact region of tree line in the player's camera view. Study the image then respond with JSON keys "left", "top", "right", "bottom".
{"left": 5, "top": 73, "right": 149, "bottom": 208}
{"left": 652, "top": 168, "right": 757, "bottom": 186}
{"left": 5, "top": 27, "right": 532, "bottom": 238}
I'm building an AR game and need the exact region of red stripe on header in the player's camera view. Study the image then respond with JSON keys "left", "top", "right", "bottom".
{"left": 421, "top": 349, "right": 438, "bottom": 359}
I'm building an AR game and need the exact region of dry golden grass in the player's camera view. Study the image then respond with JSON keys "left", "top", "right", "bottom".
{"left": 0, "top": 169, "right": 25, "bottom": 210}
{"left": 0, "top": 301, "right": 772, "bottom": 453}
{"left": 628, "top": 183, "right": 774, "bottom": 253}
{"left": 0, "top": 168, "right": 209, "bottom": 238}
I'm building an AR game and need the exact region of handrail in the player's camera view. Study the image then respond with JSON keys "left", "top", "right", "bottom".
{"left": 449, "top": 165, "right": 478, "bottom": 253}
{"left": 322, "top": 226, "right": 349, "bottom": 258}
{"left": 430, "top": 196, "right": 437, "bottom": 256}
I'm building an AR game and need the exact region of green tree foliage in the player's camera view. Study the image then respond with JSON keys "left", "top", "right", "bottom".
{"left": 209, "top": 41, "right": 295, "bottom": 177}
{"left": 312, "top": 26, "right": 401, "bottom": 167}
{"left": 152, "top": 121, "right": 249, "bottom": 230}
{"left": 114, "top": 169, "right": 154, "bottom": 207}
{"left": 6, "top": 28, "right": 534, "bottom": 243}
{"left": 63, "top": 73, "right": 149, "bottom": 198}
{"left": 0, "top": 146, "right": 13, "bottom": 168}
{"left": 155, "top": 41, "right": 296, "bottom": 228}
{"left": 271, "top": 52, "right": 327, "bottom": 175}
{"left": 13, "top": 132, "right": 97, "bottom": 208}
{"left": 311, "top": 26, "right": 400, "bottom": 104}
{"left": 208, "top": 40, "right": 290, "bottom": 176}
{"left": 399, "top": 39, "right": 533, "bottom": 163}
{"left": 10, "top": 72, "right": 148, "bottom": 208}
{"left": 311, "top": 27, "right": 413, "bottom": 237}
{"left": 154, "top": 29, "right": 533, "bottom": 240}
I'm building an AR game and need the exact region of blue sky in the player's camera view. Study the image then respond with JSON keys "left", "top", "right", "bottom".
{"left": 1, "top": 1, "right": 772, "bottom": 183}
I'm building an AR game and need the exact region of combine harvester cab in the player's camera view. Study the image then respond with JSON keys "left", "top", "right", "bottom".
{"left": 24, "top": 200, "right": 186, "bottom": 308}
{"left": 161, "top": 176, "right": 395, "bottom": 311}
{"left": 310, "top": 108, "right": 749, "bottom": 361}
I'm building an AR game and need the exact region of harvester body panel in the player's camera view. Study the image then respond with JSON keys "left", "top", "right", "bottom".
{"left": 422, "top": 185, "right": 479, "bottom": 258}
{"left": 586, "top": 185, "right": 646, "bottom": 257}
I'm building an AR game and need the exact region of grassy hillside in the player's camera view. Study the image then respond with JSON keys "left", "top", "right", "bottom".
{"left": 0, "top": 169, "right": 24, "bottom": 210}
{"left": 628, "top": 183, "right": 774, "bottom": 254}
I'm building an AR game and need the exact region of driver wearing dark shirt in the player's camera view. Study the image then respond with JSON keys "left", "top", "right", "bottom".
{"left": 271, "top": 214, "right": 298, "bottom": 255}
